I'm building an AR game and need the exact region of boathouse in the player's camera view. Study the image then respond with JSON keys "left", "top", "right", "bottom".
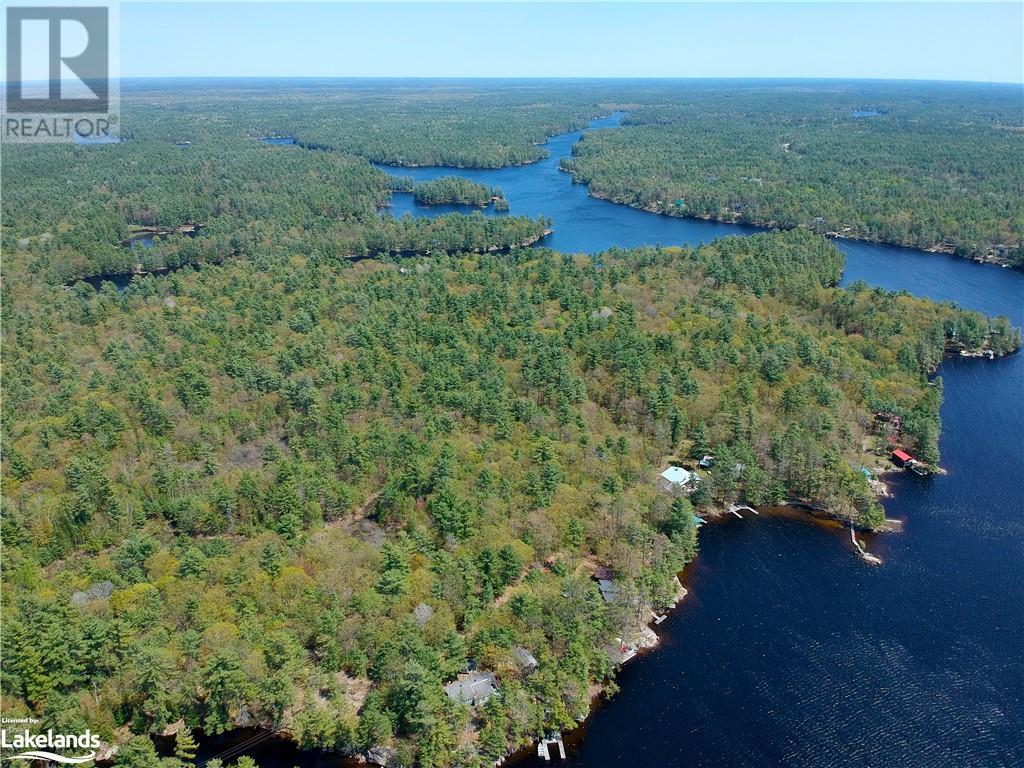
{"left": 891, "top": 449, "right": 915, "bottom": 467}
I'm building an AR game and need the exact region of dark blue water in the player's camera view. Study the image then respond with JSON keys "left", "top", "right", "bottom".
{"left": 375, "top": 113, "right": 1019, "bottom": 322}
{"left": 374, "top": 114, "right": 1024, "bottom": 768}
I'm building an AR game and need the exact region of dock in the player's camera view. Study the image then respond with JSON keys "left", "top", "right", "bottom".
{"left": 728, "top": 503, "right": 758, "bottom": 518}
{"left": 537, "top": 734, "right": 566, "bottom": 761}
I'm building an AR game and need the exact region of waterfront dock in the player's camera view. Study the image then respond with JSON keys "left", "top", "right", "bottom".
{"left": 537, "top": 734, "right": 566, "bottom": 761}
{"left": 729, "top": 503, "right": 758, "bottom": 518}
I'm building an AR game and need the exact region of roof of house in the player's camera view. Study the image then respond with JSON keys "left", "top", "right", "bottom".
{"left": 892, "top": 449, "right": 913, "bottom": 462}
{"left": 660, "top": 466, "right": 694, "bottom": 485}
{"left": 597, "top": 578, "right": 622, "bottom": 603}
{"left": 444, "top": 672, "right": 497, "bottom": 705}
{"left": 598, "top": 581, "right": 618, "bottom": 606}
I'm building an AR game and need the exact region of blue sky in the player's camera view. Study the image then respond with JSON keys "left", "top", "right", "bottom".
{"left": 121, "top": 2, "right": 1023, "bottom": 82}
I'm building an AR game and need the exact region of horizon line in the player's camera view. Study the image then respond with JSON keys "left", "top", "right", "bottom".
{"left": 70, "top": 75, "right": 1024, "bottom": 87}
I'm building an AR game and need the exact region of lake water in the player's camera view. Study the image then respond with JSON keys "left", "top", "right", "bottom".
{"left": 378, "top": 113, "right": 764, "bottom": 253}
{"left": 377, "top": 113, "right": 1024, "bottom": 767}
{"left": 170, "top": 113, "right": 1022, "bottom": 768}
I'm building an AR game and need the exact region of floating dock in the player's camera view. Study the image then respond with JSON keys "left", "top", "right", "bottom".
{"left": 537, "top": 734, "right": 566, "bottom": 761}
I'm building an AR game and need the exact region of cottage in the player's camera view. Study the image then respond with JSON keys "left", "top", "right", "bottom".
{"left": 874, "top": 412, "right": 903, "bottom": 434}
{"left": 891, "top": 449, "right": 916, "bottom": 467}
{"left": 444, "top": 671, "right": 497, "bottom": 706}
{"left": 660, "top": 465, "right": 694, "bottom": 491}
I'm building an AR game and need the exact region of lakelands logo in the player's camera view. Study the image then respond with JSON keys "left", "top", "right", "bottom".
{"left": 2, "top": 1, "right": 120, "bottom": 143}
{"left": 0, "top": 728, "right": 100, "bottom": 764}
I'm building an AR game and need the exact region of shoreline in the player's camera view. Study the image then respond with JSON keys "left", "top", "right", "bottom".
{"left": 577, "top": 187, "right": 1019, "bottom": 271}
{"left": 67, "top": 229, "right": 553, "bottom": 287}
{"left": 501, "top": 501, "right": 898, "bottom": 766}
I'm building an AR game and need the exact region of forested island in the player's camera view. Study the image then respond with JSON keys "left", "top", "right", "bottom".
{"left": 560, "top": 84, "right": 1024, "bottom": 264}
{"left": 412, "top": 177, "right": 504, "bottom": 208}
{"left": 1, "top": 80, "right": 1022, "bottom": 768}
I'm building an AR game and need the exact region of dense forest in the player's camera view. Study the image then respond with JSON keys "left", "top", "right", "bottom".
{"left": 2, "top": 137, "right": 547, "bottom": 282}
{"left": 561, "top": 83, "right": 1024, "bottom": 263}
{"left": 2, "top": 81, "right": 1021, "bottom": 768}
{"left": 3, "top": 220, "right": 1017, "bottom": 766}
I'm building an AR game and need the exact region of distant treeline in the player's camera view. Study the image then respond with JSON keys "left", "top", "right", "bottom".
{"left": 560, "top": 84, "right": 1024, "bottom": 263}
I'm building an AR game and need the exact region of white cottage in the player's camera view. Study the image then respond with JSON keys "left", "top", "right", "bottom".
{"left": 660, "top": 465, "right": 694, "bottom": 491}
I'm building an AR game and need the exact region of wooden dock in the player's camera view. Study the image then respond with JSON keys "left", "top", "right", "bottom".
{"left": 728, "top": 503, "right": 758, "bottom": 518}
{"left": 537, "top": 734, "right": 566, "bottom": 761}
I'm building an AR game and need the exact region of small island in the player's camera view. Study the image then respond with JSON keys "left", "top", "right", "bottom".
{"left": 413, "top": 175, "right": 507, "bottom": 209}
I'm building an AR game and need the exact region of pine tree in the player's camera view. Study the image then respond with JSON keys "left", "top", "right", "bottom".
{"left": 174, "top": 730, "right": 198, "bottom": 761}
{"left": 479, "top": 697, "right": 510, "bottom": 763}
{"left": 690, "top": 422, "right": 710, "bottom": 459}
